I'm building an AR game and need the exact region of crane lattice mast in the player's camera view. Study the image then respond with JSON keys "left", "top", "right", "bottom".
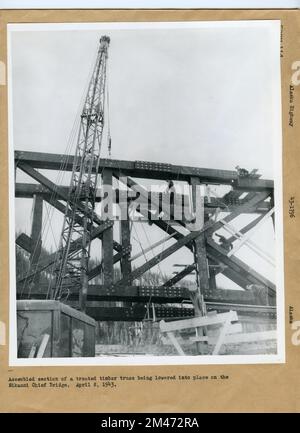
{"left": 52, "top": 35, "right": 110, "bottom": 311}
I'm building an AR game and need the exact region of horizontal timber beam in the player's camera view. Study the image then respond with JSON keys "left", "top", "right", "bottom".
{"left": 19, "top": 285, "right": 190, "bottom": 304}
{"left": 19, "top": 284, "right": 272, "bottom": 306}
{"left": 15, "top": 150, "right": 274, "bottom": 190}
{"left": 71, "top": 304, "right": 277, "bottom": 321}
{"left": 225, "top": 213, "right": 267, "bottom": 245}
{"left": 15, "top": 183, "right": 272, "bottom": 214}
{"left": 17, "top": 162, "right": 103, "bottom": 226}
{"left": 15, "top": 183, "right": 189, "bottom": 208}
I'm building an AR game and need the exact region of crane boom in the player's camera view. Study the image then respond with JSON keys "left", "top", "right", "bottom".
{"left": 52, "top": 36, "right": 110, "bottom": 311}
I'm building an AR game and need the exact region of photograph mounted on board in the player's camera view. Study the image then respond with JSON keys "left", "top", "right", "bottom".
{"left": 8, "top": 21, "right": 284, "bottom": 366}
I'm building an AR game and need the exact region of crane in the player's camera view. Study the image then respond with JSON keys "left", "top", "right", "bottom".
{"left": 52, "top": 35, "right": 110, "bottom": 312}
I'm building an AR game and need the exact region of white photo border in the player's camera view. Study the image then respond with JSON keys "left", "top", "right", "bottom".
{"left": 7, "top": 20, "right": 285, "bottom": 366}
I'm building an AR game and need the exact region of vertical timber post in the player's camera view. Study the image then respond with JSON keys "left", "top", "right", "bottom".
{"left": 29, "top": 194, "right": 43, "bottom": 290}
{"left": 120, "top": 207, "right": 132, "bottom": 309}
{"left": 120, "top": 217, "right": 132, "bottom": 283}
{"left": 102, "top": 168, "right": 114, "bottom": 286}
{"left": 191, "top": 177, "right": 209, "bottom": 354}
{"left": 208, "top": 261, "right": 217, "bottom": 291}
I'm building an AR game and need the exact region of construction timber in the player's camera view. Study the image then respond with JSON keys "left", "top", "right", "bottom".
{"left": 15, "top": 149, "right": 276, "bottom": 329}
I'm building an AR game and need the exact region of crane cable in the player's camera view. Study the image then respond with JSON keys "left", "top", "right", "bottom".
{"left": 19, "top": 47, "right": 99, "bottom": 298}
{"left": 45, "top": 47, "right": 100, "bottom": 300}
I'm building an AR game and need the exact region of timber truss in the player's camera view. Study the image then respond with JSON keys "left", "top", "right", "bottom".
{"left": 15, "top": 150, "right": 276, "bottom": 322}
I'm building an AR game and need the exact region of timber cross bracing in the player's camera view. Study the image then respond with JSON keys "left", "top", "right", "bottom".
{"left": 15, "top": 150, "right": 276, "bottom": 321}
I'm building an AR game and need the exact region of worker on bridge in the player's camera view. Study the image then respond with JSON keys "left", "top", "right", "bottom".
{"left": 215, "top": 233, "right": 233, "bottom": 252}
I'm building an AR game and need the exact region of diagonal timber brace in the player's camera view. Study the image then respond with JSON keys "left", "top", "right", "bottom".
{"left": 18, "top": 162, "right": 104, "bottom": 228}
{"left": 17, "top": 221, "right": 114, "bottom": 284}
{"left": 19, "top": 284, "right": 276, "bottom": 311}
{"left": 206, "top": 238, "right": 276, "bottom": 295}
{"left": 225, "top": 213, "right": 266, "bottom": 245}
{"left": 15, "top": 182, "right": 272, "bottom": 214}
{"left": 113, "top": 175, "right": 273, "bottom": 292}
{"left": 43, "top": 195, "right": 122, "bottom": 252}
{"left": 113, "top": 229, "right": 206, "bottom": 286}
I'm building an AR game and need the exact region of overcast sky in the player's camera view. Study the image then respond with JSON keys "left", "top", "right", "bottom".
{"left": 10, "top": 22, "right": 281, "bottom": 288}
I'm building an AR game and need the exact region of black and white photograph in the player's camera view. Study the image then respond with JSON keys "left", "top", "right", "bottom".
{"left": 8, "top": 21, "right": 284, "bottom": 365}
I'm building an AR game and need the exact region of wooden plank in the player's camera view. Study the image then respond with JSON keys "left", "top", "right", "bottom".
{"left": 193, "top": 234, "right": 208, "bottom": 303}
{"left": 207, "top": 238, "right": 276, "bottom": 294}
{"left": 191, "top": 323, "right": 243, "bottom": 342}
{"left": 11, "top": 304, "right": 269, "bottom": 322}
{"left": 226, "top": 323, "right": 243, "bottom": 334}
{"left": 131, "top": 234, "right": 176, "bottom": 262}
{"left": 16, "top": 183, "right": 70, "bottom": 199}
{"left": 207, "top": 252, "right": 256, "bottom": 291}
{"left": 120, "top": 209, "right": 132, "bottom": 307}
{"left": 191, "top": 176, "right": 208, "bottom": 317}
{"left": 114, "top": 182, "right": 273, "bottom": 292}
{"left": 120, "top": 217, "right": 132, "bottom": 282}
{"left": 202, "top": 302, "right": 277, "bottom": 317}
{"left": 43, "top": 194, "right": 121, "bottom": 253}
{"left": 28, "top": 344, "right": 38, "bottom": 358}
{"left": 166, "top": 332, "right": 186, "bottom": 356}
{"left": 19, "top": 285, "right": 276, "bottom": 315}
{"left": 163, "top": 264, "right": 196, "bottom": 287}
{"left": 18, "top": 162, "right": 103, "bottom": 226}
{"left": 16, "top": 183, "right": 270, "bottom": 214}
{"left": 159, "top": 311, "right": 238, "bottom": 333}
{"left": 15, "top": 150, "right": 253, "bottom": 185}
{"left": 208, "top": 330, "right": 277, "bottom": 345}
{"left": 85, "top": 305, "right": 196, "bottom": 321}
{"left": 236, "top": 177, "right": 274, "bottom": 191}
{"left": 15, "top": 150, "right": 274, "bottom": 189}
{"left": 212, "top": 318, "right": 231, "bottom": 355}
{"left": 29, "top": 194, "right": 43, "bottom": 289}
{"left": 221, "top": 217, "right": 275, "bottom": 262}
{"left": 189, "top": 336, "right": 209, "bottom": 343}
{"left": 18, "top": 284, "right": 189, "bottom": 302}
{"left": 36, "top": 334, "right": 50, "bottom": 358}
{"left": 204, "top": 288, "right": 256, "bottom": 303}
{"left": 17, "top": 222, "right": 113, "bottom": 284}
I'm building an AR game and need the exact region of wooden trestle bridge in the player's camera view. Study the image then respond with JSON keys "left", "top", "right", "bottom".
{"left": 15, "top": 149, "right": 276, "bottom": 327}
